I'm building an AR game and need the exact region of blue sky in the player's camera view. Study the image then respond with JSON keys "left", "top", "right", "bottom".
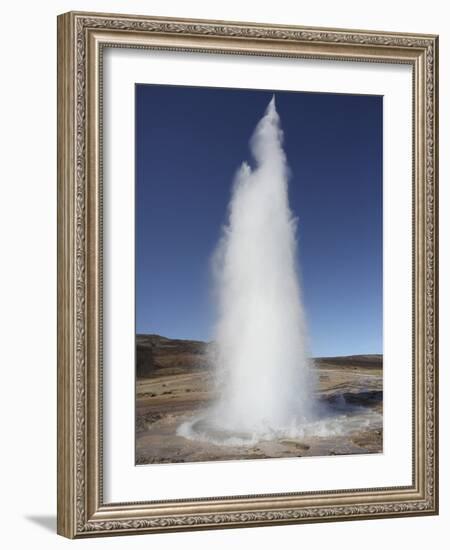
{"left": 135, "top": 84, "right": 382, "bottom": 357}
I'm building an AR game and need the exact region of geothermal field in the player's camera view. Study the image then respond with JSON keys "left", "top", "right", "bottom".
{"left": 136, "top": 97, "right": 382, "bottom": 465}
{"left": 135, "top": 335, "right": 382, "bottom": 464}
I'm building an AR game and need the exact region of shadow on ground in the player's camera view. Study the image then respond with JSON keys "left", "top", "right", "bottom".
{"left": 25, "top": 515, "right": 56, "bottom": 533}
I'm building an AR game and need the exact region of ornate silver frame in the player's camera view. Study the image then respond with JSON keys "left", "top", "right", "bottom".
{"left": 57, "top": 11, "right": 439, "bottom": 538}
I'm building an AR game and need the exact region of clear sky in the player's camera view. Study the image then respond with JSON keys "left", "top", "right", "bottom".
{"left": 135, "top": 84, "right": 382, "bottom": 357}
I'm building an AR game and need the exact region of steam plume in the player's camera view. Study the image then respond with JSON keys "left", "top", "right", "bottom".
{"left": 210, "top": 95, "right": 314, "bottom": 435}
{"left": 179, "top": 96, "right": 315, "bottom": 443}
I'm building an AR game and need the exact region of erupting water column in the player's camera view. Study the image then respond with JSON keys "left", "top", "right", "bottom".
{"left": 181, "top": 96, "right": 315, "bottom": 443}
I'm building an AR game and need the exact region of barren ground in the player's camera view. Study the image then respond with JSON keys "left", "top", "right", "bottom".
{"left": 135, "top": 335, "right": 382, "bottom": 465}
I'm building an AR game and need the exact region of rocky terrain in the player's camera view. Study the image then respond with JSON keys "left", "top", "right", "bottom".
{"left": 136, "top": 335, "right": 382, "bottom": 465}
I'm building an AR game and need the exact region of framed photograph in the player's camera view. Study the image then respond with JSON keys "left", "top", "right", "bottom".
{"left": 57, "top": 11, "right": 439, "bottom": 538}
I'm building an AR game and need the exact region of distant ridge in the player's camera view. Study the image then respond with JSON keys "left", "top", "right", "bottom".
{"left": 136, "top": 334, "right": 208, "bottom": 378}
{"left": 314, "top": 355, "right": 382, "bottom": 369}
{"left": 136, "top": 334, "right": 382, "bottom": 378}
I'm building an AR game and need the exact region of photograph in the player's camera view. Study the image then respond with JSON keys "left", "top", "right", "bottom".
{"left": 135, "top": 84, "right": 383, "bottom": 465}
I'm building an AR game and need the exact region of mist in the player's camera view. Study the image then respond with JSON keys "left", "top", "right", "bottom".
{"left": 179, "top": 96, "right": 316, "bottom": 443}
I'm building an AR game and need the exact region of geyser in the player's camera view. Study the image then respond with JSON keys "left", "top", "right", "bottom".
{"left": 179, "top": 96, "right": 316, "bottom": 444}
